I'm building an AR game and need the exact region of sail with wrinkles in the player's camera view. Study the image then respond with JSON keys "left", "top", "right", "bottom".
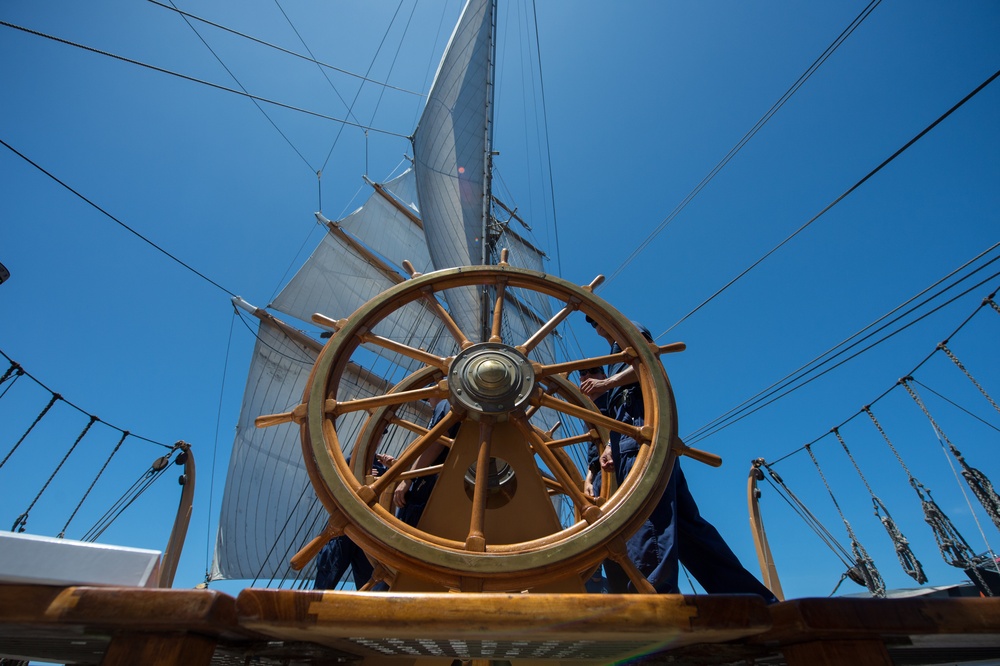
{"left": 211, "top": 0, "right": 568, "bottom": 584}
{"left": 413, "top": 0, "right": 495, "bottom": 339}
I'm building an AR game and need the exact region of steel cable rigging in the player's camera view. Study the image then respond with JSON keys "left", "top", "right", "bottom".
{"left": 603, "top": 0, "right": 884, "bottom": 290}
{"left": 753, "top": 288, "right": 999, "bottom": 594}
{"left": 657, "top": 67, "right": 1000, "bottom": 342}
{"left": 685, "top": 252, "right": 1000, "bottom": 445}
{"left": 0, "top": 349, "right": 188, "bottom": 541}
{"left": 0, "top": 20, "right": 410, "bottom": 141}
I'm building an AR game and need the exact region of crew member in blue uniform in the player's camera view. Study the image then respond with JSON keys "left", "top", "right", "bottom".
{"left": 580, "top": 366, "right": 610, "bottom": 499}
{"left": 581, "top": 315, "right": 777, "bottom": 602}
{"left": 393, "top": 397, "right": 457, "bottom": 527}
{"left": 314, "top": 454, "right": 394, "bottom": 590}
{"left": 578, "top": 366, "right": 631, "bottom": 593}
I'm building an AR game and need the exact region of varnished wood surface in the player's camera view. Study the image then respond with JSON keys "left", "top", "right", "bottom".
{"left": 748, "top": 596, "right": 1000, "bottom": 666}
{"left": 0, "top": 584, "right": 242, "bottom": 635}
{"left": 1, "top": 583, "right": 999, "bottom": 665}
{"left": 0, "top": 583, "right": 251, "bottom": 666}
{"left": 758, "top": 596, "right": 1000, "bottom": 643}
{"left": 237, "top": 589, "right": 771, "bottom": 650}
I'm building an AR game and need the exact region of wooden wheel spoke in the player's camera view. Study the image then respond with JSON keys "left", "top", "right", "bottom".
{"left": 357, "top": 330, "right": 450, "bottom": 371}
{"left": 518, "top": 302, "right": 575, "bottom": 355}
{"left": 368, "top": 409, "right": 463, "bottom": 499}
{"left": 398, "top": 463, "right": 445, "bottom": 481}
{"left": 545, "top": 432, "right": 596, "bottom": 449}
{"left": 606, "top": 536, "right": 655, "bottom": 593}
{"left": 329, "top": 383, "right": 447, "bottom": 416}
{"left": 387, "top": 414, "right": 455, "bottom": 447}
{"left": 466, "top": 418, "right": 495, "bottom": 552}
{"left": 511, "top": 415, "right": 602, "bottom": 524}
{"left": 489, "top": 281, "right": 507, "bottom": 343}
{"left": 522, "top": 381, "right": 560, "bottom": 422}
{"left": 418, "top": 289, "right": 473, "bottom": 350}
{"left": 533, "top": 392, "right": 645, "bottom": 442}
{"left": 534, "top": 349, "right": 637, "bottom": 380}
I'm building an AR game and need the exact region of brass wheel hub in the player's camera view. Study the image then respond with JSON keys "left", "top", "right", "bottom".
{"left": 449, "top": 343, "right": 534, "bottom": 417}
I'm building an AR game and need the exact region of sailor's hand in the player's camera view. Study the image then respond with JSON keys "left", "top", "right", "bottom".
{"left": 580, "top": 377, "right": 610, "bottom": 398}
{"left": 393, "top": 480, "right": 409, "bottom": 508}
{"left": 599, "top": 444, "right": 614, "bottom": 470}
{"left": 375, "top": 453, "right": 396, "bottom": 468}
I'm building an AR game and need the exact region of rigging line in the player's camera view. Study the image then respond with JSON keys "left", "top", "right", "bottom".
{"left": 832, "top": 427, "right": 927, "bottom": 583}
{"left": 912, "top": 379, "right": 1000, "bottom": 435}
{"left": 766, "top": 279, "right": 1000, "bottom": 466}
{"left": 0, "top": 361, "right": 21, "bottom": 386}
{"left": 531, "top": 0, "right": 563, "bottom": 279}
{"left": 59, "top": 431, "right": 129, "bottom": 539}
{"left": 0, "top": 137, "right": 238, "bottom": 300}
{"left": 164, "top": 0, "right": 315, "bottom": 173}
{"left": 685, "top": 244, "right": 1000, "bottom": 442}
{"left": 603, "top": 0, "right": 883, "bottom": 290}
{"left": 0, "top": 363, "right": 24, "bottom": 400}
{"left": 903, "top": 289, "right": 998, "bottom": 382}
{"left": 805, "top": 444, "right": 885, "bottom": 597}
{"left": 234, "top": 309, "right": 315, "bottom": 367}
{"left": 403, "top": 3, "right": 450, "bottom": 134}
{"left": 84, "top": 463, "right": 169, "bottom": 542}
{"left": 940, "top": 340, "right": 1000, "bottom": 418}
{"left": 13, "top": 415, "right": 99, "bottom": 533}
{"left": 319, "top": 0, "right": 412, "bottom": 173}
{"left": 146, "top": 0, "right": 424, "bottom": 97}
{"left": 761, "top": 466, "right": 856, "bottom": 567}
{"left": 251, "top": 479, "right": 315, "bottom": 586}
{"left": 902, "top": 378, "right": 1000, "bottom": 543}
{"left": 270, "top": 495, "right": 328, "bottom": 588}
{"left": 270, "top": 0, "right": 366, "bottom": 150}
{"left": 658, "top": 66, "right": 1000, "bottom": 339}
{"left": 267, "top": 212, "right": 335, "bottom": 305}
{"left": 0, "top": 347, "right": 173, "bottom": 449}
{"left": 688, "top": 267, "right": 1000, "bottom": 449}
{"left": 80, "top": 464, "right": 159, "bottom": 541}
{"left": 1, "top": 394, "right": 60, "bottom": 471}
{"left": 206, "top": 310, "right": 236, "bottom": 578}
{"left": 686, "top": 259, "right": 1000, "bottom": 446}
{"left": 0, "top": 21, "right": 410, "bottom": 140}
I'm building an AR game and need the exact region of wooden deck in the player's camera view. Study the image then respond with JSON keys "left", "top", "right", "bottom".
{"left": 1, "top": 584, "right": 997, "bottom": 665}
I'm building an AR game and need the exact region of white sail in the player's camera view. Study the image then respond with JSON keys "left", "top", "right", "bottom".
{"left": 212, "top": 317, "right": 322, "bottom": 581}
{"left": 212, "top": 0, "right": 575, "bottom": 584}
{"left": 343, "top": 169, "right": 432, "bottom": 275}
{"left": 413, "top": 0, "right": 494, "bottom": 339}
{"left": 212, "top": 316, "right": 429, "bottom": 581}
{"left": 271, "top": 219, "right": 456, "bottom": 376}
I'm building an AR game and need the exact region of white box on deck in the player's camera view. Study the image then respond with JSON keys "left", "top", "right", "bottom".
{"left": 0, "top": 532, "right": 161, "bottom": 587}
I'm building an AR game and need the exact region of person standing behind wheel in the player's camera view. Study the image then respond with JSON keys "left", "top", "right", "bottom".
{"left": 393, "top": 397, "right": 457, "bottom": 527}
{"left": 315, "top": 454, "right": 395, "bottom": 590}
{"left": 579, "top": 366, "right": 609, "bottom": 499}
{"left": 580, "top": 315, "right": 777, "bottom": 602}
{"left": 577, "top": 366, "right": 630, "bottom": 594}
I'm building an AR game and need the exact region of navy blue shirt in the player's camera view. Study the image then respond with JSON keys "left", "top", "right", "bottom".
{"left": 607, "top": 321, "right": 653, "bottom": 458}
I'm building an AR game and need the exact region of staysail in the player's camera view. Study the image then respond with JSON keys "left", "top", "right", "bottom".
{"left": 211, "top": 0, "right": 562, "bottom": 584}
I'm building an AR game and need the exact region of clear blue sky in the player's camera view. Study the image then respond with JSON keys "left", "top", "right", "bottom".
{"left": 1, "top": 0, "right": 998, "bottom": 599}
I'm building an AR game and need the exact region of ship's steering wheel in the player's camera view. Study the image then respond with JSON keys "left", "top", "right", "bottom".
{"left": 279, "top": 262, "right": 710, "bottom": 592}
